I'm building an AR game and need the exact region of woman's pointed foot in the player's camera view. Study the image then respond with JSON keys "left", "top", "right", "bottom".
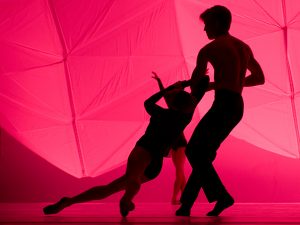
{"left": 119, "top": 199, "right": 135, "bottom": 217}
{"left": 43, "top": 197, "right": 70, "bottom": 215}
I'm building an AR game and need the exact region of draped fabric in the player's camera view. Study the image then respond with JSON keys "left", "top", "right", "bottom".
{"left": 0, "top": 0, "right": 299, "bottom": 177}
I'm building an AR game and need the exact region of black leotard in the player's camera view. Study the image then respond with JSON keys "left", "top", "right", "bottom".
{"left": 136, "top": 105, "right": 193, "bottom": 157}
{"left": 140, "top": 75, "right": 209, "bottom": 179}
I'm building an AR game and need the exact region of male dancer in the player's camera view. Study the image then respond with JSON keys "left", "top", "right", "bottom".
{"left": 176, "top": 5, "right": 265, "bottom": 217}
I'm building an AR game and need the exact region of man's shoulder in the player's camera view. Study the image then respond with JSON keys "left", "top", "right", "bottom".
{"left": 203, "top": 40, "right": 216, "bottom": 49}
{"left": 214, "top": 35, "right": 251, "bottom": 51}
{"left": 202, "top": 38, "right": 226, "bottom": 51}
{"left": 199, "top": 40, "right": 220, "bottom": 57}
{"left": 227, "top": 35, "right": 250, "bottom": 48}
{"left": 199, "top": 41, "right": 215, "bottom": 55}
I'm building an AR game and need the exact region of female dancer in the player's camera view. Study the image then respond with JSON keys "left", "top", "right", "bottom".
{"left": 43, "top": 74, "right": 209, "bottom": 217}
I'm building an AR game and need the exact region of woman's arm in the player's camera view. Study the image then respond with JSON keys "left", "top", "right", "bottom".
{"left": 151, "top": 72, "right": 173, "bottom": 108}
{"left": 144, "top": 82, "right": 182, "bottom": 115}
{"left": 152, "top": 72, "right": 194, "bottom": 108}
{"left": 152, "top": 72, "right": 165, "bottom": 91}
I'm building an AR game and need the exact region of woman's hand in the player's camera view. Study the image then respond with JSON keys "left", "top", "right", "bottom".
{"left": 151, "top": 71, "right": 161, "bottom": 82}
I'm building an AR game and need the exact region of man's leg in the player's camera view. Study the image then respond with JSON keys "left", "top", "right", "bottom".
{"left": 202, "top": 94, "right": 244, "bottom": 216}
{"left": 201, "top": 164, "right": 230, "bottom": 203}
{"left": 176, "top": 110, "right": 214, "bottom": 216}
{"left": 176, "top": 168, "right": 202, "bottom": 216}
{"left": 177, "top": 149, "right": 234, "bottom": 217}
{"left": 201, "top": 161, "right": 234, "bottom": 216}
{"left": 176, "top": 100, "right": 237, "bottom": 216}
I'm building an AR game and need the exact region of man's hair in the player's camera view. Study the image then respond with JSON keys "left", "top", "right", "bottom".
{"left": 200, "top": 5, "right": 232, "bottom": 33}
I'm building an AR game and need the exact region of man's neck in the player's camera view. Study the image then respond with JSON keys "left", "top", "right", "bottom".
{"left": 215, "top": 32, "right": 229, "bottom": 39}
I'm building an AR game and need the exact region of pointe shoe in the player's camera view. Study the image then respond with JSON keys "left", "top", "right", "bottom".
{"left": 43, "top": 197, "right": 70, "bottom": 215}
{"left": 119, "top": 200, "right": 135, "bottom": 217}
{"left": 175, "top": 205, "right": 191, "bottom": 216}
{"left": 206, "top": 195, "right": 234, "bottom": 216}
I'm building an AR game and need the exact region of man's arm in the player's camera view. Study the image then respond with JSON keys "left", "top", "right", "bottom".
{"left": 244, "top": 50, "right": 265, "bottom": 87}
{"left": 190, "top": 48, "right": 210, "bottom": 92}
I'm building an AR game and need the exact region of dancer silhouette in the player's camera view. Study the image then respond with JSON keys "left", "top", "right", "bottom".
{"left": 43, "top": 75, "right": 209, "bottom": 217}
{"left": 176, "top": 5, "right": 265, "bottom": 217}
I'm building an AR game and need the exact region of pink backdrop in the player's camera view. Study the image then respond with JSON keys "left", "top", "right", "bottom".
{"left": 0, "top": 0, "right": 300, "bottom": 201}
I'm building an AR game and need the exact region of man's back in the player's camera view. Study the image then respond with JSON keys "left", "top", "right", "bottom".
{"left": 204, "top": 34, "right": 251, "bottom": 94}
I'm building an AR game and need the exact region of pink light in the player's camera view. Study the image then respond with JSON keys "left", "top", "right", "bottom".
{"left": 0, "top": 0, "right": 299, "bottom": 178}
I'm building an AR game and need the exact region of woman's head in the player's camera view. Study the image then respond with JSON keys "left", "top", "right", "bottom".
{"left": 169, "top": 90, "right": 196, "bottom": 113}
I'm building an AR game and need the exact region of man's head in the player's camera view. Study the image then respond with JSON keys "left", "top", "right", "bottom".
{"left": 200, "top": 5, "right": 232, "bottom": 39}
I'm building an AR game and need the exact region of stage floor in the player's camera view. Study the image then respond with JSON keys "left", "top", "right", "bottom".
{"left": 0, "top": 203, "right": 300, "bottom": 224}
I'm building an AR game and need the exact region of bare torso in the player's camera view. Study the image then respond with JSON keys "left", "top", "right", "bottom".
{"left": 204, "top": 34, "right": 251, "bottom": 94}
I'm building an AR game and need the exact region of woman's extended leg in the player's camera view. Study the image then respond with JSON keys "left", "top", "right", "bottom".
{"left": 43, "top": 174, "right": 128, "bottom": 215}
{"left": 43, "top": 146, "right": 152, "bottom": 215}
{"left": 171, "top": 147, "right": 186, "bottom": 204}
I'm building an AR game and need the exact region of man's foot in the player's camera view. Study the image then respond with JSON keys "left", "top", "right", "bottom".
{"left": 175, "top": 205, "right": 191, "bottom": 216}
{"left": 206, "top": 195, "right": 234, "bottom": 216}
{"left": 119, "top": 200, "right": 135, "bottom": 217}
{"left": 43, "top": 197, "right": 70, "bottom": 215}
